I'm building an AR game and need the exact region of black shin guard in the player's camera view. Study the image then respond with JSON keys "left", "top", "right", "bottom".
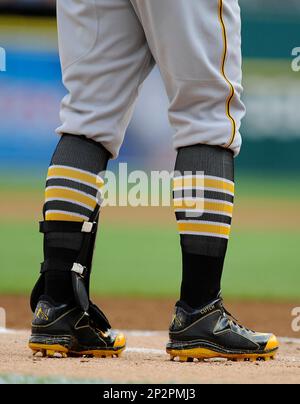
{"left": 32, "top": 214, "right": 111, "bottom": 331}
{"left": 31, "top": 134, "right": 111, "bottom": 330}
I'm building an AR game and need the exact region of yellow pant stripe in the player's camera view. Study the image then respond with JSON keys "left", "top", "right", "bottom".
{"left": 45, "top": 187, "right": 97, "bottom": 210}
{"left": 218, "top": 0, "right": 237, "bottom": 148}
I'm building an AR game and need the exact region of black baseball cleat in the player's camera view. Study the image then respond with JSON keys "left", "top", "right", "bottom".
{"left": 29, "top": 297, "right": 126, "bottom": 358}
{"left": 166, "top": 297, "right": 279, "bottom": 362}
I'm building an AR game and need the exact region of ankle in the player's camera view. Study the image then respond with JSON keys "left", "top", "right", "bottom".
{"left": 44, "top": 271, "right": 74, "bottom": 305}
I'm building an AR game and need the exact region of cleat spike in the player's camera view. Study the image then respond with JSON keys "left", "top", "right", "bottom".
{"left": 46, "top": 350, "right": 55, "bottom": 358}
{"left": 187, "top": 357, "right": 194, "bottom": 363}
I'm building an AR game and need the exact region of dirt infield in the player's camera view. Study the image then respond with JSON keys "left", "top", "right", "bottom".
{"left": 0, "top": 297, "right": 300, "bottom": 383}
{"left": 0, "top": 330, "right": 299, "bottom": 384}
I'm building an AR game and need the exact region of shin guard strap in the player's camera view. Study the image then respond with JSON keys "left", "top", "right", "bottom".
{"left": 40, "top": 221, "right": 98, "bottom": 234}
{"left": 37, "top": 206, "right": 100, "bottom": 313}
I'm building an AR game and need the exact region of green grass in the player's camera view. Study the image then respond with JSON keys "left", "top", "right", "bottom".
{"left": 243, "top": 58, "right": 295, "bottom": 78}
{"left": 0, "top": 221, "right": 299, "bottom": 301}
{"left": 235, "top": 174, "right": 300, "bottom": 200}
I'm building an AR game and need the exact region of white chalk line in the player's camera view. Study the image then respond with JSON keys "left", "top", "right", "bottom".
{"left": 127, "top": 347, "right": 166, "bottom": 355}
{"left": 278, "top": 337, "right": 300, "bottom": 345}
{"left": 0, "top": 328, "right": 26, "bottom": 335}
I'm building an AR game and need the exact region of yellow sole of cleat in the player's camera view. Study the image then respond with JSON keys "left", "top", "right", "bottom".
{"left": 167, "top": 347, "right": 278, "bottom": 363}
{"left": 29, "top": 343, "right": 69, "bottom": 358}
{"left": 72, "top": 349, "right": 125, "bottom": 358}
{"left": 29, "top": 343, "right": 125, "bottom": 359}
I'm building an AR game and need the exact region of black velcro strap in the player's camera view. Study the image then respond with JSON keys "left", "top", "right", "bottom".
{"left": 39, "top": 221, "right": 97, "bottom": 234}
{"left": 40, "top": 259, "right": 74, "bottom": 274}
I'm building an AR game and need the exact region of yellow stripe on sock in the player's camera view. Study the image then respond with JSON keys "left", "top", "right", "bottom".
{"left": 173, "top": 177, "right": 204, "bottom": 191}
{"left": 173, "top": 199, "right": 233, "bottom": 215}
{"left": 173, "top": 198, "right": 203, "bottom": 210}
{"left": 45, "top": 187, "right": 97, "bottom": 210}
{"left": 178, "top": 222, "right": 231, "bottom": 237}
{"left": 45, "top": 212, "right": 88, "bottom": 222}
{"left": 173, "top": 177, "right": 234, "bottom": 194}
{"left": 47, "top": 166, "right": 104, "bottom": 190}
{"left": 205, "top": 200, "right": 233, "bottom": 215}
{"left": 205, "top": 178, "right": 234, "bottom": 194}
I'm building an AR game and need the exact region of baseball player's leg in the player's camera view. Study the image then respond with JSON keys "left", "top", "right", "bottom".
{"left": 29, "top": 0, "right": 154, "bottom": 358}
{"left": 132, "top": 0, "right": 244, "bottom": 155}
{"left": 57, "top": 0, "right": 154, "bottom": 159}
{"left": 132, "top": 0, "right": 278, "bottom": 360}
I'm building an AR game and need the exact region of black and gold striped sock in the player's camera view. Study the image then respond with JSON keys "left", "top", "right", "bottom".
{"left": 44, "top": 135, "right": 108, "bottom": 222}
{"left": 42, "top": 134, "right": 110, "bottom": 304}
{"left": 174, "top": 144, "right": 234, "bottom": 309}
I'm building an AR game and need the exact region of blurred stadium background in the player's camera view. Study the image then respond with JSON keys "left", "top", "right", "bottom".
{"left": 0, "top": 0, "right": 299, "bottom": 328}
